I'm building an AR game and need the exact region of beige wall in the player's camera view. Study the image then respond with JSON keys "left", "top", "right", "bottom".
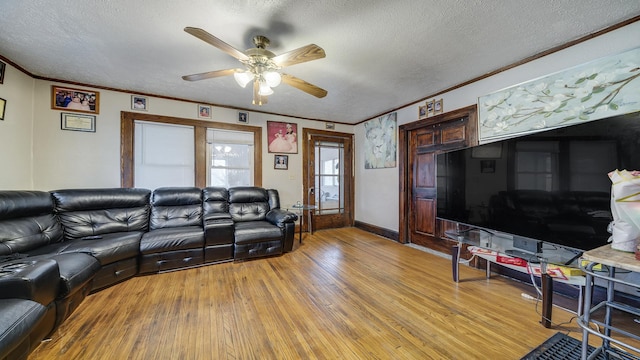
{"left": 0, "top": 63, "right": 35, "bottom": 190}
{"left": 354, "top": 21, "right": 640, "bottom": 233}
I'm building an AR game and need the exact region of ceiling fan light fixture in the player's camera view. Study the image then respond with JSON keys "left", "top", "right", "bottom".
{"left": 258, "top": 81, "right": 274, "bottom": 96}
{"left": 233, "top": 71, "right": 254, "bottom": 88}
{"left": 263, "top": 71, "right": 282, "bottom": 88}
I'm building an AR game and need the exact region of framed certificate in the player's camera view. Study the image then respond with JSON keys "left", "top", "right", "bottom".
{"left": 61, "top": 112, "right": 96, "bottom": 132}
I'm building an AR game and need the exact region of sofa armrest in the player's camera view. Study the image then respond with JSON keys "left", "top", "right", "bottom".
{"left": 265, "top": 209, "right": 298, "bottom": 228}
{"left": 203, "top": 213, "right": 234, "bottom": 246}
{"left": 0, "top": 259, "right": 60, "bottom": 306}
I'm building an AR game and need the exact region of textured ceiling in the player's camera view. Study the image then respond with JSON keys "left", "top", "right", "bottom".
{"left": 1, "top": 1, "right": 639, "bottom": 124}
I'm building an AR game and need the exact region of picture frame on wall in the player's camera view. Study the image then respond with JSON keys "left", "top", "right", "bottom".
{"left": 426, "top": 99, "right": 435, "bottom": 116}
{"left": 418, "top": 105, "right": 427, "bottom": 119}
{"left": 434, "top": 98, "right": 444, "bottom": 114}
{"left": 267, "top": 121, "right": 298, "bottom": 153}
{"left": 274, "top": 154, "right": 288, "bottom": 170}
{"left": 238, "top": 111, "right": 248, "bottom": 123}
{"left": 61, "top": 112, "right": 96, "bottom": 132}
{"left": 131, "top": 95, "right": 148, "bottom": 111}
{"left": 0, "top": 98, "right": 6, "bottom": 120}
{"left": 51, "top": 85, "right": 100, "bottom": 114}
{"left": 0, "top": 61, "right": 5, "bottom": 84}
{"left": 198, "top": 104, "right": 212, "bottom": 119}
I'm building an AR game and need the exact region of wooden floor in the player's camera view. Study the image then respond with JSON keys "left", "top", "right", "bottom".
{"left": 28, "top": 228, "right": 618, "bottom": 359}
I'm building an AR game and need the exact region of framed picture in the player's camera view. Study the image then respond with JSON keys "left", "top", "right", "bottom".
{"left": 0, "top": 98, "right": 6, "bottom": 120}
{"left": 325, "top": 122, "right": 335, "bottom": 130}
{"left": 274, "top": 154, "right": 288, "bottom": 170}
{"left": 418, "top": 105, "right": 427, "bottom": 119}
{"left": 238, "top": 111, "right": 248, "bottom": 123}
{"left": 267, "top": 121, "right": 297, "bottom": 153}
{"left": 131, "top": 95, "right": 148, "bottom": 111}
{"left": 426, "top": 100, "right": 435, "bottom": 116}
{"left": 61, "top": 112, "right": 96, "bottom": 132}
{"left": 198, "top": 104, "right": 212, "bottom": 119}
{"left": 0, "top": 61, "right": 5, "bottom": 84}
{"left": 480, "top": 160, "right": 496, "bottom": 173}
{"left": 51, "top": 85, "right": 99, "bottom": 114}
{"left": 434, "top": 98, "right": 444, "bottom": 114}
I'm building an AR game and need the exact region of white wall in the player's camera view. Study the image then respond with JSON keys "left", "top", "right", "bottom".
{"left": 19, "top": 78, "right": 352, "bottom": 209}
{"left": 0, "top": 63, "right": 35, "bottom": 189}
{"left": 354, "top": 21, "right": 640, "bottom": 233}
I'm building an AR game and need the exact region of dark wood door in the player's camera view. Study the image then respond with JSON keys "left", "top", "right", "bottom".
{"left": 400, "top": 106, "right": 478, "bottom": 251}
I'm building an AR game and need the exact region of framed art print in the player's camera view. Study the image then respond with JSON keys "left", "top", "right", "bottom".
{"left": 51, "top": 85, "right": 99, "bottom": 114}
{"left": 267, "top": 121, "right": 297, "bottom": 153}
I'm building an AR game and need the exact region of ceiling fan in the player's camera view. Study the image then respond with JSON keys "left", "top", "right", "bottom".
{"left": 182, "top": 27, "right": 327, "bottom": 106}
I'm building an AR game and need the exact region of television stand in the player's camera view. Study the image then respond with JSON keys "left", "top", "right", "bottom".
{"left": 447, "top": 230, "right": 585, "bottom": 328}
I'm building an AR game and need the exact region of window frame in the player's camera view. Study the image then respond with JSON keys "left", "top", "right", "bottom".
{"left": 121, "top": 111, "right": 262, "bottom": 188}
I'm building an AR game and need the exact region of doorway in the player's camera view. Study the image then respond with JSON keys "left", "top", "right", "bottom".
{"left": 302, "top": 129, "right": 354, "bottom": 232}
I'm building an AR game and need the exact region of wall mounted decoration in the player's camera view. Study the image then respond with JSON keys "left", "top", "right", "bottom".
{"left": 51, "top": 85, "right": 99, "bottom": 114}
{"left": 198, "top": 104, "right": 211, "bottom": 119}
{"left": 364, "top": 112, "right": 397, "bottom": 169}
{"left": 274, "top": 154, "right": 288, "bottom": 170}
{"left": 0, "top": 61, "right": 5, "bottom": 84}
{"left": 238, "top": 111, "right": 248, "bottom": 123}
{"left": 267, "top": 121, "right": 297, "bottom": 153}
{"left": 131, "top": 95, "right": 148, "bottom": 111}
{"left": 434, "top": 98, "right": 444, "bottom": 114}
{"left": 478, "top": 46, "right": 640, "bottom": 142}
{"left": 0, "top": 98, "right": 6, "bottom": 120}
{"left": 426, "top": 99, "right": 435, "bottom": 116}
{"left": 61, "top": 112, "right": 95, "bottom": 132}
{"left": 418, "top": 104, "right": 427, "bottom": 119}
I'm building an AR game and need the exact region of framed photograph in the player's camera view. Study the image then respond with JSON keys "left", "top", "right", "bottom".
{"left": 325, "top": 122, "right": 335, "bottom": 130}
{"left": 434, "top": 98, "right": 444, "bottom": 114}
{"left": 198, "top": 104, "right": 212, "bottom": 119}
{"left": 267, "top": 121, "right": 297, "bottom": 153}
{"left": 0, "top": 98, "right": 6, "bottom": 120}
{"left": 51, "top": 85, "right": 99, "bottom": 114}
{"left": 418, "top": 105, "right": 427, "bottom": 119}
{"left": 480, "top": 160, "right": 496, "bottom": 173}
{"left": 131, "top": 95, "right": 148, "bottom": 111}
{"left": 238, "top": 111, "right": 248, "bottom": 123}
{"left": 0, "top": 61, "right": 5, "bottom": 84}
{"left": 61, "top": 112, "right": 96, "bottom": 132}
{"left": 426, "top": 100, "right": 435, "bottom": 116}
{"left": 274, "top": 154, "right": 288, "bottom": 170}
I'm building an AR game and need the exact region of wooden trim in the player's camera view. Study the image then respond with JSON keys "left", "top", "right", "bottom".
{"left": 354, "top": 221, "right": 399, "bottom": 241}
{"left": 120, "top": 111, "right": 262, "bottom": 188}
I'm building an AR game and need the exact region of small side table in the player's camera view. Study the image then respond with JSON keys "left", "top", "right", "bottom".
{"left": 288, "top": 204, "right": 316, "bottom": 243}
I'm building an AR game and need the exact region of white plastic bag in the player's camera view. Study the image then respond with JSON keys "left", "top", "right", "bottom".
{"left": 608, "top": 169, "right": 640, "bottom": 252}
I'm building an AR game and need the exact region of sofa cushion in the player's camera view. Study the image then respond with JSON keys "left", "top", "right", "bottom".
{"left": 0, "top": 299, "right": 48, "bottom": 360}
{"left": 0, "top": 191, "right": 63, "bottom": 256}
{"left": 149, "top": 187, "right": 203, "bottom": 230}
{"left": 228, "top": 187, "right": 270, "bottom": 223}
{"left": 140, "top": 226, "right": 204, "bottom": 255}
{"left": 26, "top": 232, "right": 143, "bottom": 265}
{"left": 46, "top": 253, "right": 100, "bottom": 298}
{"left": 233, "top": 221, "right": 282, "bottom": 245}
{"left": 51, "top": 188, "right": 151, "bottom": 240}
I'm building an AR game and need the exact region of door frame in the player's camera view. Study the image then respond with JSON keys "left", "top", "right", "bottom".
{"left": 302, "top": 128, "right": 355, "bottom": 232}
{"left": 398, "top": 105, "right": 477, "bottom": 244}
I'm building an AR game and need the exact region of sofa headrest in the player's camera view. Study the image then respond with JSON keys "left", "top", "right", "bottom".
{"left": 228, "top": 187, "right": 268, "bottom": 203}
{"left": 52, "top": 188, "right": 151, "bottom": 212}
{"left": 203, "top": 187, "right": 229, "bottom": 202}
{"left": 151, "top": 187, "right": 202, "bottom": 206}
{"left": 0, "top": 191, "right": 54, "bottom": 220}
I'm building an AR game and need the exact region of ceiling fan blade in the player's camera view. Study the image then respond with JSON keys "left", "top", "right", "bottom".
{"left": 182, "top": 68, "right": 238, "bottom": 81}
{"left": 184, "top": 27, "right": 249, "bottom": 61}
{"left": 272, "top": 44, "right": 326, "bottom": 68}
{"left": 281, "top": 73, "right": 327, "bottom": 98}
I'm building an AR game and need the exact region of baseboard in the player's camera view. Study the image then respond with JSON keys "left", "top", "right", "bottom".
{"left": 354, "top": 221, "right": 399, "bottom": 241}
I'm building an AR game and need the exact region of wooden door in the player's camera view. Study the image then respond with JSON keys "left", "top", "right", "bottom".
{"left": 302, "top": 129, "right": 354, "bottom": 232}
{"left": 399, "top": 105, "right": 478, "bottom": 251}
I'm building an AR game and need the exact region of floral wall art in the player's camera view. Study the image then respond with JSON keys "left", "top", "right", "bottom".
{"left": 478, "top": 46, "right": 640, "bottom": 142}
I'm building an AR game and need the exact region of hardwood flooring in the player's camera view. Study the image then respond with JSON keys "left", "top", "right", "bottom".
{"left": 29, "top": 228, "right": 618, "bottom": 359}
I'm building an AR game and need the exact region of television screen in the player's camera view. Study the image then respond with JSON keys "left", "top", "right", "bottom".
{"left": 436, "top": 111, "right": 640, "bottom": 251}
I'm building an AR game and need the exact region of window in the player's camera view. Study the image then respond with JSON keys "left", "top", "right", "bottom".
{"left": 207, "top": 129, "right": 254, "bottom": 187}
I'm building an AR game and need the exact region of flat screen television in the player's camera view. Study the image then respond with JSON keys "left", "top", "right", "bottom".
{"left": 436, "top": 111, "right": 640, "bottom": 251}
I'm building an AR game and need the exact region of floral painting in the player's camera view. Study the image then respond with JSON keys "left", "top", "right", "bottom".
{"left": 364, "top": 112, "right": 397, "bottom": 169}
{"left": 478, "top": 46, "right": 640, "bottom": 142}
{"left": 267, "top": 121, "right": 297, "bottom": 153}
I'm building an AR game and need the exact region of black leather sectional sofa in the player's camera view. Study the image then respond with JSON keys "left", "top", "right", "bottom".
{"left": 0, "top": 186, "right": 297, "bottom": 360}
